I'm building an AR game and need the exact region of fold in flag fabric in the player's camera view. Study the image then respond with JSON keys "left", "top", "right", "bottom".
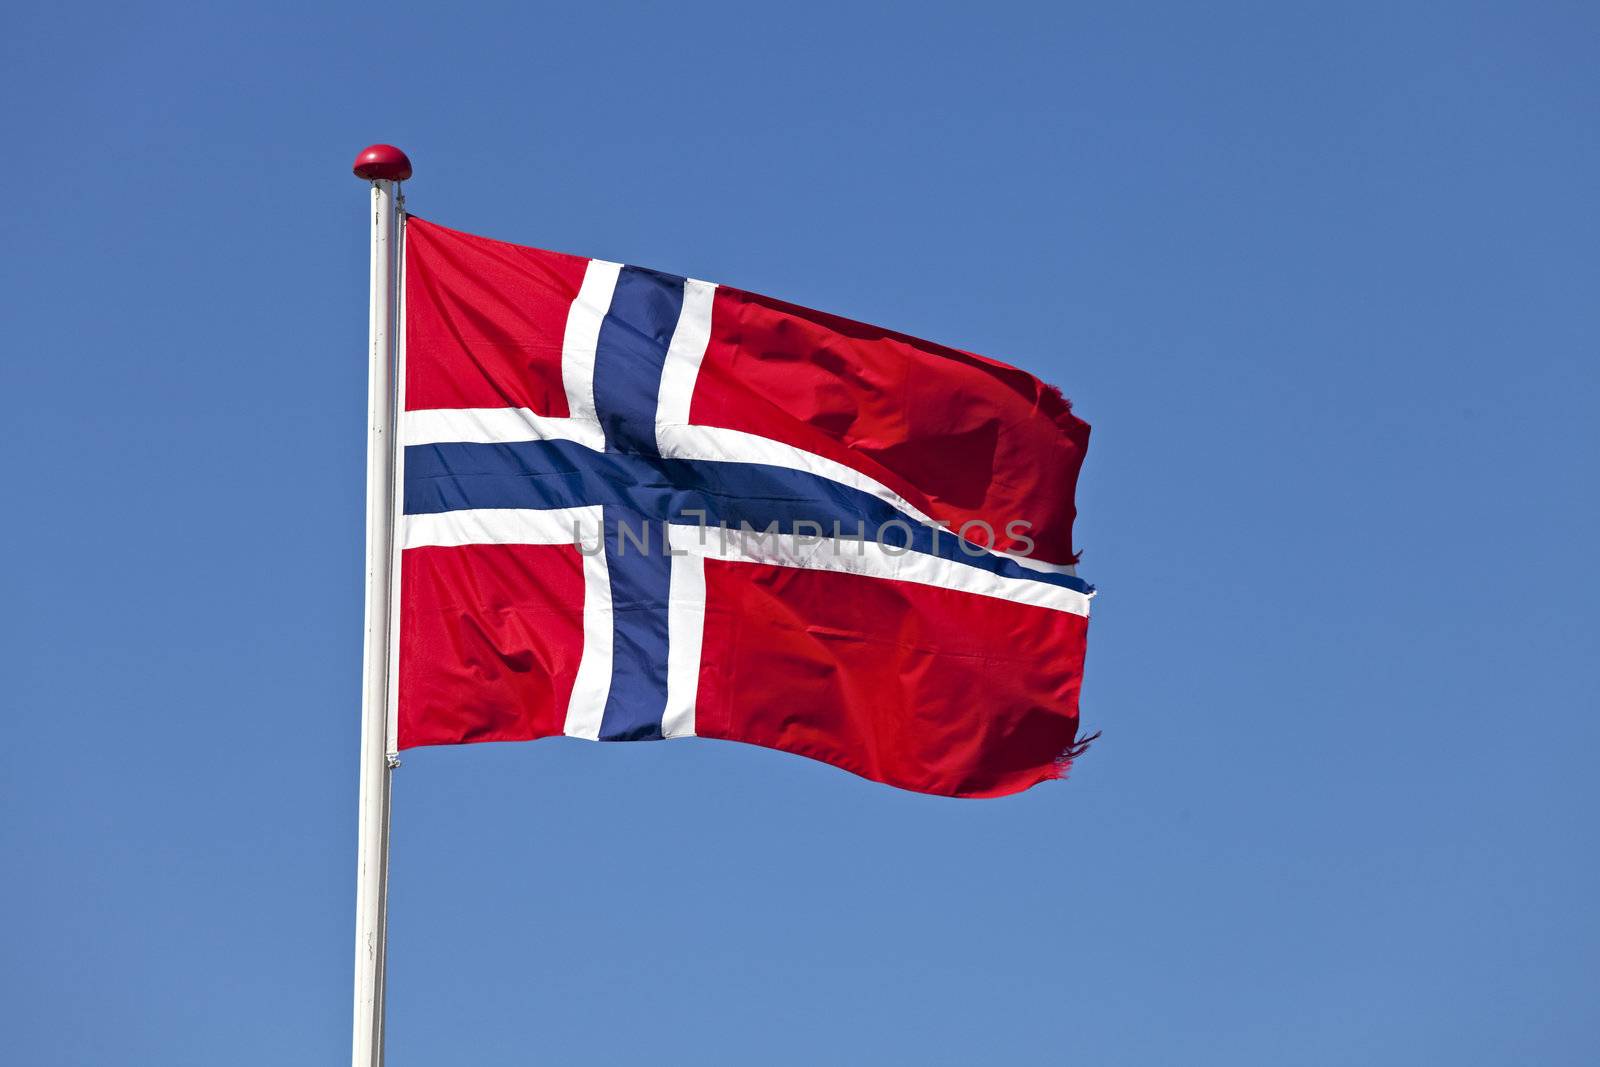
{"left": 397, "top": 217, "right": 1094, "bottom": 797}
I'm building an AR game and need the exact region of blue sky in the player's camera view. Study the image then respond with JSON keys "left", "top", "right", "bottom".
{"left": 2, "top": 3, "right": 1596, "bottom": 1063}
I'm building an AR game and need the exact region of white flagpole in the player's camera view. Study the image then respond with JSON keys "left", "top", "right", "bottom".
{"left": 351, "top": 143, "right": 411, "bottom": 1067}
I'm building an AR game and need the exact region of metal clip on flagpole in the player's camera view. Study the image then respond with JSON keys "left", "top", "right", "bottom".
{"left": 351, "top": 143, "right": 411, "bottom": 1067}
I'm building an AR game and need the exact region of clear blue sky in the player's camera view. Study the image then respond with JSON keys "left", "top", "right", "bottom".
{"left": 3, "top": 3, "right": 1595, "bottom": 1063}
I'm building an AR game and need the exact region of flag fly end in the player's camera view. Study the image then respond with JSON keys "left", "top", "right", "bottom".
{"left": 1051, "top": 729, "right": 1101, "bottom": 781}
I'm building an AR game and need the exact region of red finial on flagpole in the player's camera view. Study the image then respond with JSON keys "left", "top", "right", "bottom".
{"left": 352, "top": 144, "right": 412, "bottom": 181}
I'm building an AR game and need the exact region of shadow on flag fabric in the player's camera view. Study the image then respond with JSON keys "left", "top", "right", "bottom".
{"left": 395, "top": 216, "right": 1095, "bottom": 797}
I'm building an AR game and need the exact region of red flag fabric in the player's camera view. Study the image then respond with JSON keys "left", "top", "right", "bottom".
{"left": 396, "top": 217, "right": 1093, "bottom": 797}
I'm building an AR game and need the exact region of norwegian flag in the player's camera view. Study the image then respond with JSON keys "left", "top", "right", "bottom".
{"left": 396, "top": 217, "right": 1094, "bottom": 797}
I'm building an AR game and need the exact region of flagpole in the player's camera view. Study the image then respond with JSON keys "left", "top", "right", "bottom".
{"left": 351, "top": 143, "right": 411, "bottom": 1067}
